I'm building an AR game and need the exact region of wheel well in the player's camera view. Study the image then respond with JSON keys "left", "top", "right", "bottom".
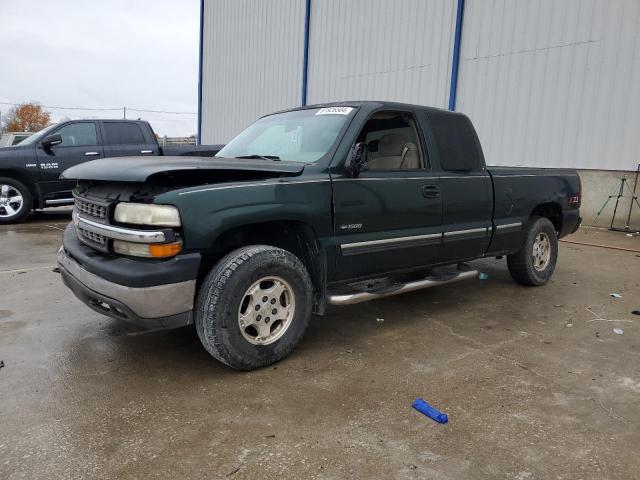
{"left": 531, "top": 202, "right": 562, "bottom": 233}
{"left": 202, "top": 221, "right": 327, "bottom": 314}
{"left": 0, "top": 169, "right": 39, "bottom": 206}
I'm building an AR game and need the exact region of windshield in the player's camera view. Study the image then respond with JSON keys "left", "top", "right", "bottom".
{"left": 18, "top": 124, "right": 59, "bottom": 146}
{"left": 216, "top": 107, "right": 354, "bottom": 163}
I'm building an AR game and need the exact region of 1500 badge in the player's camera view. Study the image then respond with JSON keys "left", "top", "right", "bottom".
{"left": 339, "top": 223, "right": 363, "bottom": 231}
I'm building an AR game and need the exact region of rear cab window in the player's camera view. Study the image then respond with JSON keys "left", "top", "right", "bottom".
{"left": 424, "top": 111, "right": 483, "bottom": 172}
{"left": 102, "top": 122, "right": 146, "bottom": 145}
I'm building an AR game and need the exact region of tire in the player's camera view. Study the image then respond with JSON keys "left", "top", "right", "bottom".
{"left": 0, "top": 177, "right": 32, "bottom": 224}
{"left": 507, "top": 216, "right": 558, "bottom": 286}
{"left": 195, "top": 245, "right": 313, "bottom": 370}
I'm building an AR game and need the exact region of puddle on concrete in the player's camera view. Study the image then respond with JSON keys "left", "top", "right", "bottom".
{"left": 0, "top": 320, "right": 27, "bottom": 333}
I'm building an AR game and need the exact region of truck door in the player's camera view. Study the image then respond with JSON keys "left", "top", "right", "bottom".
{"left": 332, "top": 110, "right": 443, "bottom": 280}
{"left": 36, "top": 121, "right": 103, "bottom": 200}
{"left": 438, "top": 171, "right": 492, "bottom": 261}
{"left": 101, "top": 121, "right": 158, "bottom": 158}
{"left": 422, "top": 112, "right": 493, "bottom": 262}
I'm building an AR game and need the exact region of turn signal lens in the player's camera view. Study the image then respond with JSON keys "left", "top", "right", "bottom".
{"left": 113, "top": 240, "right": 182, "bottom": 258}
{"left": 148, "top": 242, "right": 182, "bottom": 258}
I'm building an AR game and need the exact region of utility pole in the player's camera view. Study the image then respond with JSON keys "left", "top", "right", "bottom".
{"left": 123, "top": 106, "right": 126, "bottom": 119}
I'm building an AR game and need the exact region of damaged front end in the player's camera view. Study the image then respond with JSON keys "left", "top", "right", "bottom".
{"left": 57, "top": 155, "right": 309, "bottom": 329}
{"left": 58, "top": 180, "right": 201, "bottom": 328}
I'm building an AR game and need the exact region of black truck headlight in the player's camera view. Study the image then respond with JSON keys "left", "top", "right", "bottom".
{"left": 114, "top": 203, "right": 181, "bottom": 227}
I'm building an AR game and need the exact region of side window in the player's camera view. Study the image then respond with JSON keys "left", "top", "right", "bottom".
{"left": 55, "top": 123, "right": 98, "bottom": 147}
{"left": 103, "top": 122, "right": 146, "bottom": 145}
{"left": 428, "top": 113, "right": 481, "bottom": 172}
{"left": 356, "top": 111, "right": 425, "bottom": 171}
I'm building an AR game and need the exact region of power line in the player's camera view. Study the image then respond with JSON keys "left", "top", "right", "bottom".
{"left": 0, "top": 101, "right": 118, "bottom": 112}
{"left": 0, "top": 101, "right": 197, "bottom": 115}
{"left": 127, "top": 108, "right": 197, "bottom": 115}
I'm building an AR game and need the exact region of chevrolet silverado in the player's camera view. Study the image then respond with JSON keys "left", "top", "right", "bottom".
{"left": 56, "top": 102, "right": 581, "bottom": 370}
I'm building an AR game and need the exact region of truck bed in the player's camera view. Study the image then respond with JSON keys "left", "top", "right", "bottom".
{"left": 487, "top": 165, "right": 581, "bottom": 244}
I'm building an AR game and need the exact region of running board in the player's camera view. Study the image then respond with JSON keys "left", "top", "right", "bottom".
{"left": 45, "top": 198, "right": 74, "bottom": 205}
{"left": 326, "top": 270, "right": 479, "bottom": 306}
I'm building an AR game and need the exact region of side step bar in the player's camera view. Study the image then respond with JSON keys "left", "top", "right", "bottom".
{"left": 326, "top": 270, "right": 479, "bottom": 306}
{"left": 45, "top": 198, "right": 74, "bottom": 205}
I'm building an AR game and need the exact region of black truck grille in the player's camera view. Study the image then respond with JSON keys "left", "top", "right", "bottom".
{"left": 73, "top": 195, "right": 111, "bottom": 252}
{"left": 77, "top": 226, "right": 107, "bottom": 247}
{"left": 75, "top": 197, "right": 107, "bottom": 220}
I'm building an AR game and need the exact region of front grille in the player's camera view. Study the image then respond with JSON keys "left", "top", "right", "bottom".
{"left": 73, "top": 195, "right": 111, "bottom": 252}
{"left": 77, "top": 226, "right": 107, "bottom": 246}
{"left": 75, "top": 197, "right": 107, "bottom": 220}
{"left": 77, "top": 225, "right": 109, "bottom": 252}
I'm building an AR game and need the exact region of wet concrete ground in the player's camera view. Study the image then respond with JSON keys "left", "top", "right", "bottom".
{"left": 1, "top": 210, "right": 639, "bottom": 479}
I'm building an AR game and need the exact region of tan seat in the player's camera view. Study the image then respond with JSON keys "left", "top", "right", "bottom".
{"left": 368, "top": 134, "right": 420, "bottom": 170}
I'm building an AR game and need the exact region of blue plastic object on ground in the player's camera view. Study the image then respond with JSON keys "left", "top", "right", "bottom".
{"left": 412, "top": 398, "right": 448, "bottom": 424}
{"left": 478, "top": 272, "right": 489, "bottom": 281}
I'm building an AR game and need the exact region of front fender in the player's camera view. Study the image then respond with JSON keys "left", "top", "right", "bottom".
{"left": 154, "top": 177, "right": 333, "bottom": 249}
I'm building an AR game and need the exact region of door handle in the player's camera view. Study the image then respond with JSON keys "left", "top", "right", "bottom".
{"left": 422, "top": 185, "right": 440, "bottom": 198}
{"left": 140, "top": 150, "right": 153, "bottom": 154}
{"left": 84, "top": 151, "right": 100, "bottom": 156}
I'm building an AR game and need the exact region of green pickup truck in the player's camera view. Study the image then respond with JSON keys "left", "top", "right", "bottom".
{"left": 57, "top": 101, "right": 581, "bottom": 370}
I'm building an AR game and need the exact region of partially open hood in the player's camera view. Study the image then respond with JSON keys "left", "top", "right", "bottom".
{"left": 61, "top": 156, "right": 305, "bottom": 182}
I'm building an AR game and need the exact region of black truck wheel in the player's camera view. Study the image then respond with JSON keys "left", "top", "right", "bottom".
{"left": 0, "top": 177, "right": 32, "bottom": 224}
{"left": 195, "top": 245, "right": 313, "bottom": 370}
{"left": 507, "top": 216, "right": 558, "bottom": 286}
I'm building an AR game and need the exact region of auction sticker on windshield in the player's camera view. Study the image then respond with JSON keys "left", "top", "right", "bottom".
{"left": 316, "top": 107, "right": 353, "bottom": 115}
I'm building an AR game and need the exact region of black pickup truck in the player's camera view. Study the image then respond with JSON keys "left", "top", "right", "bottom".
{"left": 56, "top": 101, "right": 581, "bottom": 370}
{"left": 0, "top": 119, "right": 222, "bottom": 223}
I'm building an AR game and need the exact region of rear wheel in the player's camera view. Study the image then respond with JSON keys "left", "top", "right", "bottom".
{"left": 195, "top": 245, "right": 313, "bottom": 370}
{"left": 507, "top": 216, "right": 558, "bottom": 286}
{"left": 0, "top": 177, "right": 32, "bottom": 224}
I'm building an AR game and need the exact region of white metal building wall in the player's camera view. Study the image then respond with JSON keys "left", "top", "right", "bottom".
{"left": 306, "top": 0, "right": 457, "bottom": 108}
{"left": 200, "top": 0, "right": 640, "bottom": 172}
{"left": 456, "top": 0, "right": 640, "bottom": 171}
{"left": 200, "top": 0, "right": 305, "bottom": 144}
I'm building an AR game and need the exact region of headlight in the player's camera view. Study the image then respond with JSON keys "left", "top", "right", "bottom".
{"left": 114, "top": 203, "right": 181, "bottom": 227}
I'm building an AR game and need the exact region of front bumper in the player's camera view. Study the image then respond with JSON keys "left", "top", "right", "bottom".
{"left": 58, "top": 224, "right": 200, "bottom": 329}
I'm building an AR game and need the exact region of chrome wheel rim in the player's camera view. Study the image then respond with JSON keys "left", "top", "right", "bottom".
{"left": 0, "top": 184, "right": 23, "bottom": 218}
{"left": 238, "top": 276, "right": 295, "bottom": 345}
{"left": 532, "top": 232, "right": 551, "bottom": 271}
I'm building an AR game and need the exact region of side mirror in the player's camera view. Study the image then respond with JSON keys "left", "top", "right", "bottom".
{"left": 41, "top": 134, "right": 62, "bottom": 149}
{"left": 345, "top": 142, "right": 368, "bottom": 178}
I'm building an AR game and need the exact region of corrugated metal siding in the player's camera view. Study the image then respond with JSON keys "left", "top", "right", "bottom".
{"left": 306, "top": 0, "right": 457, "bottom": 108}
{"left": 456, "top": 0, "right": 640, "bottom": 171}
{"left": 200, "top": 0, "right": 305, "bottom": 144}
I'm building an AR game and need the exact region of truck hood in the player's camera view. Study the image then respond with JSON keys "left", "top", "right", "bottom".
{"left": 61, "top": 156, "right": 305, "bottom": 182}
{"left": 0, "top": 145, "right": 25, "bottom": 154}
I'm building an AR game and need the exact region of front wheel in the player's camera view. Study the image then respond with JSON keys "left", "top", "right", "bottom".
{"left": 507, "top": 216, "right": 558, "bottom": 286}
{"left": 195, "top": 245, "right": 313, "bottom": 370}
{"left": 0, "top": 177, "right": 32, "bottom": 224}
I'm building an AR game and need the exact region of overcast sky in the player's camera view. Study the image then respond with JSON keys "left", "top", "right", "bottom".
{"left": 0, "top": 0, "right": 199, "bottom": 136}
